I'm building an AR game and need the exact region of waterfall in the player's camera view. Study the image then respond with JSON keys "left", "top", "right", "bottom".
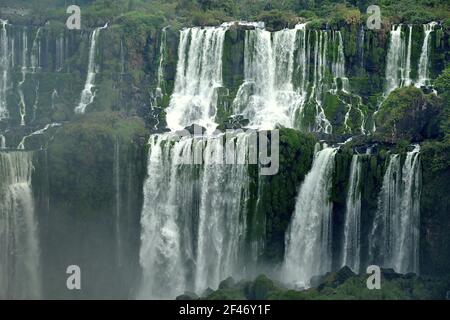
{"left": 139, "top": 132, "right": 251, "bottom": 298}
{"left": 30, "top": 27, "right": 41, "bottom": 73}
{"left": 284, "top": 146, "right": 337, "bottom": 288}
{"left": 17, "top": 123, "right": 61, "bottom": 150}
{"left": 384, "top": 25, "right": 413, "bottom": 95}
{"left": 0, "top": 19, "right": 10, "bottom": 120}
{"left": 404, "top": 25, "right": 413, "bottom": 87}
{"left": 114, "top": 137, "right": 122, "bottom": 267}
{"left": 416, "top": 22, "right": 438, "bottom": 88}
{"left": 56, "top": 33, "right": 65, "bottom": 72}
{"left": 0, "top": 151, "right": 41, "bottom": 299}
{"left": 18, "top": 28, "right": 28, "bottom": 125}
{"left": 341, "top": 155, "right": 362, "bottom": 273}
{"left": 74, "top": 24, "right": 107, "bottom": 114}
{"left": 369, "top": 145, "right": 421, "bottom": 274}
{"left": 0, "top": 134, "right": 5, "bottom": 149}
{"left": 51, "top": 88, "right": 58, "bottom": 109}
{"left": 165, "top": 26, "right": 228, "bottom": 133}
{"left": 156, "top": 27, "right": 168, "bottom": 97}
{"left": 332, "top": 30, "right": 349, "bottom": 93}
{"left": 359, "top": 25, "right": 365, "bottom": 72}
{"left": 233, "top": 25, "right": 306, "bottom": 130}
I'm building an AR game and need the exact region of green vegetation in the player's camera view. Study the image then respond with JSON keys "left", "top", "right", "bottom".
{"left": 2, "top": 0, "right": 450, "bottom": 29}
{"left": 374, "top": 87, "right": 442, "bottom": 143}
{"left": 195, "top": 268, "right": 450, "bottom": 300}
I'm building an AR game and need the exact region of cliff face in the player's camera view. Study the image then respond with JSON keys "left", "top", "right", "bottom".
{"left": 0, "top": 15, "right": 449, "bottom": 298}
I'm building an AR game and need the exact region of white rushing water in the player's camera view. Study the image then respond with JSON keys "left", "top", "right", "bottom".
{"left": 139, "top": 132, "right": 252, "bottom": 299}
{"left": 74, "top": 24, "right": 107, "bottom": 114}
{"left": 0, "top": 19, "right": 10, "bottom": 120}
{"left": 341, "top": 155, "right": 362, "bottom": 273}
{"left": 0, "top": 134, "right": 5, "bottom": 149}
{"left": 17, "top": 123, "right": 61, "bottom": 150}
{"left": 30, "top": 27, "right": 41, "bottom": 73}
{"left": 284, "top": 146, "right": 337, "bottom": 288}
{"left": 233, "top": 25, "right": 306, "bottom": 130}
{"left": 416, "top": 22, "right": 438, "bottom": 88}
{"left": 165, "top": 26, "right": 228, "bottom": 133}
{"left": 18, "top": 28, "right": 28, "bottom": 125}
{"left": 384, "top": 25, "right": 413, "bottom": 95}
{"left": 369, "top": 145, "right": 421, "bottom": 274}
{"left": 233, "top": 26, "right": 362, "bottom": 134}
{"left": 0, "top": 151, "right": 41, "bottom": 299}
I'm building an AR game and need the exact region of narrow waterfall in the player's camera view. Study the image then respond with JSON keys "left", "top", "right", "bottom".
{"left": 74, "top": 24, "right": 107, "bottom": 114}
{"left": 17, "top": 123, "right": 61, "bottom": 150}
{"left": 18, "top": 28, "right": 28, "bottom": 125}
{"left": 369, "top": 145, "right": 421, "bottom": 274}
{"left": 0, "top": 151, "right": 41, "bottom": 299}
{"left": 341, "top": 155, "right": 362, "bottom": 273}
{"left": 416, "top": 22, "right": 438, "bottom": 88}
{"left": 0, "top": 134, "right": 5, "bottom": 149}
{"left": 331, "top": 30, "right": 349, "bottom": 93}
{"left": 384, "top": 25, "right": 412, "bottom": 95}
{"left": 165, "top": 26, "right": 228, "bottom": 133}
{"left": 284, "top": 146, "right": 337, "bottom": 288}
{"left": 139, "top": 133, "right": 251, "bottom": 298}
{"left": 114, "top": 137, "right": 122, "bottom": 267}
{"left": 30, "top": 27, "right": 41, "bottom": 72}
{"left": 56, "top": 33, "right": 65, "bottom": 72}
{"left": 156, "top": 27, "right": 168, "bottom": 97}
{"left": 0, "top": 19, "right": 10, "bottom": 119}
{"left": 404, "top": 25, "right": 413, "bottom": 87}
{"left": 51, "top": 88, "right": 58, "bottom": 109}
{"left": 233, "top": 25, "right": 306, "bottom": 130}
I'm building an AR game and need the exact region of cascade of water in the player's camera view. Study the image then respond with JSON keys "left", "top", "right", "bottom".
{"left": 165, "top": 26, "right": 228, "bottom": 133}
{"left": 18, "top": 28, "right": 28, "bottom": 125}
{"left": 17, "top": 123, "right": 61, "bottom": 150}
{"left": 114, "top": 137, "right": 122, "bottom": 267}
{"left": 359, "top": 25, "right": 365, "bottom": 72}
{"left": 30, "top": 27, "right": 41, "bottom": 73}
{"left": 341, "top": 155, "right": 362, "bottom": 273}
{"left": 236, "top": 24, "right": 308, "bottom": 130}
{"left": 403, "top": 25, "right": 413, "bottom": 87}
{"left": 416, "top": 22, "right": 438, "bottom": 88}
{"left": 0, "top": 134, "right": 5, "bottom": 149}
{"left": 384, "top": 25, "right": 405, "bottom": 96}
{"left": 56, "top": 33, "right": 65, "bottom": 72}
{"left": 74, "top": 24, "right": 108, "bottom": 114}
{"left": 0, "top": 19, "right": 10, "bottom": 119}
{"left": 139, "top": 132, "right": 251, "bottom": 298}
{"left": 332, "top": 30, "right": 349, "bottom": 93}
{"left": 51, "top": 88, "right": 58, "bottom": 109}
{"left": 156, "top": 27, "right": 168, "bottom": 97}
{"left": 369, "top": 145, "right": 421, "bottom": 274}
{"left": 284, "top": 146, "right": 337, "bottom": 288}
{"left": 0, "top": 151, "right": 41, "bottom": 299}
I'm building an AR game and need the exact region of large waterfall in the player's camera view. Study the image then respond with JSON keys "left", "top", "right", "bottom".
{"left": 74, "top": 24, "right": 107, "bottom": 114}
{"left": 341, "top": 155, "right": 362, "bottom": 273}
{"left": 416, "top": 22, "right": 438, "bottom": 88}
{"left": 369, "top": 145, "right": 421, "bottom": 274}
{"left": 0, "top": 151, "right": 41, "bottom": 299}
{"left": 283, "top": 146, "right": 337, "bottom": 287}
{"left": 165, "top": 26, "right": 228, "bottom": 133}
{"left": 139, "top": 133, "right": 252, "bottom": 299}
